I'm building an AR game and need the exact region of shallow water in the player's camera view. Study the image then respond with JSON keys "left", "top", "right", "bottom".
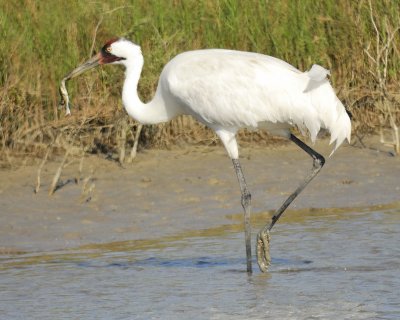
{"left": 1, "top": 206, "right": 400, "bottom": 319}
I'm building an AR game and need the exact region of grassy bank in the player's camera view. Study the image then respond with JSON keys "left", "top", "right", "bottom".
{"left": 1, "top": 0, "right": 399, "bottom": 165}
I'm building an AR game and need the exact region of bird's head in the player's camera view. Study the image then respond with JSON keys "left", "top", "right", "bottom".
{"left": 64, "top": 37, "right": 141, "bottom": 79}
{"left": 99, "top": 37, "right": 141, "bottom": 65}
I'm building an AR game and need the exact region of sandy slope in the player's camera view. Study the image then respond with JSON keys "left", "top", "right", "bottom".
{"left": 0, "top": 136, "right": 399, "bottom": 253}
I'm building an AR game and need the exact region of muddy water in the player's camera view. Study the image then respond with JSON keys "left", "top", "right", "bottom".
{"left": 1, "top": 206, "right": 399, "bottom": 319}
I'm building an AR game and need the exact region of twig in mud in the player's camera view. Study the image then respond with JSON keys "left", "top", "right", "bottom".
{"left": 77, "top": 153, "right": 85, "bottom": 184}
{"left": 4, "top": 149, "right": 13, "bottom": 168}
{"left": 118, "top": 117, "right": 128, "bottom": 164}
{"left": 48, "top": 150, "right": 70, "bottom": 196}
{"left": 127, "top": 123, "right": 143, "bottom": 163}
{"left": 80, "top": 168, "right": 96, "bottom": 203}
{"left": 352, "top": 133, "right": 367, "bottom": 149}
{"left": 35, "top": 147, "right": 51, "bottom": 194}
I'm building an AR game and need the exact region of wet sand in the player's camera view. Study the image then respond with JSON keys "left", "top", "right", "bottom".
{"left": 0, "top": 136, "right": 399, "bottom": 254}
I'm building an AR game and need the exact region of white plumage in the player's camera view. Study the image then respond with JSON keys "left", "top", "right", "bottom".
{"left": 65, "top": 38, "right": 351, "bottom": 273}
{"left": 169, "top": 50, "right": 350, "bottom": 153}
{"left": 110, "top": 40, "right": 350, "bottom": 158}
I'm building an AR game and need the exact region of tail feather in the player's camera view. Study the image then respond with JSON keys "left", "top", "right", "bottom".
{"left": 304, "top": 64, "right": 331, "bottom": 92}
{"left": 303, "top": 65, "right": 351, "bottom": 156}
{"left": 328, "top": 98, "right": 351, "bottom": 156}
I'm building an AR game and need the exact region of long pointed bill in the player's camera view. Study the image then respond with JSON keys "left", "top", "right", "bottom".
{"left": 59, "top": 53, "right": 101, "bottom": 115}
{"left": 64, "top": 53, "right": 101, "bottom": 81}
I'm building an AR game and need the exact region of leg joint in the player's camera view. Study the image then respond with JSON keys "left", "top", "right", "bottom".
{"left": 241, "top": 190, "right": 251, "bottom": 208}
{"left": 313, "top": 154, "right": 325, "bottom": 170}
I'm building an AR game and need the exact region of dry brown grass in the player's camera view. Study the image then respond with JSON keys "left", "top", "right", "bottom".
{"left": 1, "top": 0, "right": 400, "bottom": 167}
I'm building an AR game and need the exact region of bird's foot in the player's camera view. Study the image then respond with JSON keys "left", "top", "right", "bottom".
{"left": 256, "top": 229, "right": 271, "bottom": 272}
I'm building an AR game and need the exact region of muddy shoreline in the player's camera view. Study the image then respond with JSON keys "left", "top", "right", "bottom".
{"left": 0, "top": 136, "right": 399, "bottom": 254}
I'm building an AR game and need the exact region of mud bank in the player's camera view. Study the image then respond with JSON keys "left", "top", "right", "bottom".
{"left": 0, "top": 136, "right": 399, "bottom": 253}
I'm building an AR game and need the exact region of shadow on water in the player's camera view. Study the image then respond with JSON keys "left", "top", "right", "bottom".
{"left": 84, "top": 256, "right": 312, "bottom": 270}
{"left": 21, "top": 251, "right": 393, "bottom": 277}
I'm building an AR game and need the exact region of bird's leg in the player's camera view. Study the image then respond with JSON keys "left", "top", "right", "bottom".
{"left": 232, "top": 158, "right": 252, "bottom": 274}
{"left": 256, "top": 133, "right": 325, "bottom": 272}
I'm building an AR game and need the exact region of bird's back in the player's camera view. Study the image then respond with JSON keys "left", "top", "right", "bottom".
{"left": 160, "top": 49, "right": 351, "bottom": 152}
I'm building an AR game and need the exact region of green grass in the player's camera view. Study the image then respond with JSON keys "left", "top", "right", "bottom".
{"left": 1, "top": 0, "right": 399, "bottom": 159}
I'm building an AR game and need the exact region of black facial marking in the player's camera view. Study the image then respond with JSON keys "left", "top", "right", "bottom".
{"left": 99, "top": 38, "right": 126, "bottom": 64}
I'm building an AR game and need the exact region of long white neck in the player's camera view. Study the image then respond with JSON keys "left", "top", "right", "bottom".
{"left": 121, "top": 56, "right": 179, "bottom": 125}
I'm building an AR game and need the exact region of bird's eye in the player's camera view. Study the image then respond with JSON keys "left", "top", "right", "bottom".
{"left": 106, "top": 46, "right": 112, "bottom": 53}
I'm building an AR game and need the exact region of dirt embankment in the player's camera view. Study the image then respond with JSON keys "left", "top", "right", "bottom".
{"left": 0, "top": 136, "right": 399, "bottom": 254}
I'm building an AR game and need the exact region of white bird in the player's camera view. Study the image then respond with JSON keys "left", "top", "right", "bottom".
{"left": 63, "top": 37, "right": 351, "bottom": 273}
